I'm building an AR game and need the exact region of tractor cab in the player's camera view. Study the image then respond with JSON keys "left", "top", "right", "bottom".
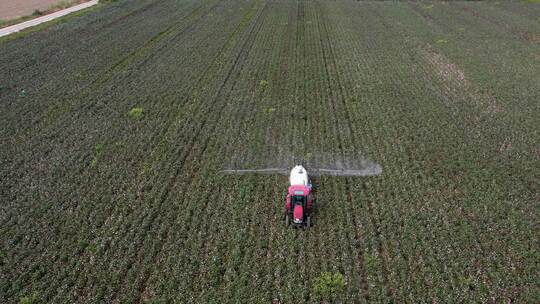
{"left": 285, "top": 185, "right": 313, "bottom": 228}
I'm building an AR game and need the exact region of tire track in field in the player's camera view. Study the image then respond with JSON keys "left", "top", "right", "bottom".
{"left": 1, "top": 1, "right": 238, "bottom": 296}
{"left": 127, "top": 3, "right": 269, "bottom": 302}
{"left": 6, "top": 3, "right": 209, "bottom": 141}
{"left": 297, "top": 4, "right": 315, "bottom": 302}
{"left": 397, "top": 1, "right": 538, "bottom": 181}
{"left": 301, "top": 4, "right": 337, "bottom": 301}
{"left": 87, "top": 1, "right": 218, "bottom": 88}
{"left": 183, "top": 4, "right": 280, "bottom": 299}
{"left": 265, "top": 2, "right": 300, "bottom": 301}
{"left": 228, "top": 5, "right": 292, "bottom": 298}
{"left": 305, "top": 4, "right": 350, "bottom": 302}
{"left": 269, "top": 3, "right": 312, "bottom": 301}
{"left": 299, "top": 4, "right": 340, "bottom": 302}
{"left": 0, "top": 1, "right": 218, "bottom": 215}
{"left": 314, "top": 1, "right": 375, "bottom": 301}
{"left": 354, "top": 3, "right": 454, "bottom": 299}
{"left": 363, "top": 4, "right": 452, "bottom": 299}
{"left": 78, "top": 1, "right": 264, "bottom": 296}
{"left": 5, "top": 0, "right": 219, "bottom": 216}
{"left": 98, "top": 0, "right": 164, "bottom": 31}
{"left": 127, "top": 5, "right": 266, "bottom": 301}
{"left": 407, "top": 48, "right": 499, "bottom": 297}
{"left": 38, "top": 2, "right": 220, "bottom": 132}
{"left": 32, "top": 2, "right": 264, "bottom": 300}
{"left": 0, "top": 1, "right": 176, "bottom": 156}
{"left": 384, "top": 3, "right": 517, "bottom": 288}
{"left": 488, "top": 1, "right": 540, "bottom": 23}
{"left": 225, "top": 69, "right": 279, "bottom": 300}
{"left": 1, "top": 17, "right": 213, "bottom": 258}
{"left": 193, "top": 35, "right": 273, "bottom": 297}
{"left": 14, "top": 0, "right": 217, "bottom": 143}
{"left": 186, "top": 59, "right": 259, "bottom": 301}
{"left": 453, "top": 2, "right": 540, "bottom": 44}
{"left": 219, "top": 5, "right": 293, "bottom": 301}
{"left": 360, "top": 3, "right": 496, "bottom": 299}
{"left": 379, "top": 9, "right": 470, "bottom": 300}
{"left": 322, "top": 1, "right": 428, "bottom": 297}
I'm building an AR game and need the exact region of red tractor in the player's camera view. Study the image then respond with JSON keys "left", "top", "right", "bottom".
{"left": 285, "top": 184, "right": 313, "bottom": 228}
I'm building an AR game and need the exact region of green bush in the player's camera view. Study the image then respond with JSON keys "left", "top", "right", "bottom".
{"left": 90, "top": 143, "right": 104, "bottom": 167}
{"left": 19, "top": 292, "right": 40, "bottom": 304}
{"left": 128, "top": 107, "right": 144, "bottom": 119}
{"left": 313, "top": 272, "right": 345, "bottom": 302}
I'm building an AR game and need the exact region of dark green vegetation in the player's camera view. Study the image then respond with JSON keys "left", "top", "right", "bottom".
{"left": 1, "top": 0, "right": 539, "bottom": 303}
{"left": 313, "top": 272, "right": 346, "bottom": 302}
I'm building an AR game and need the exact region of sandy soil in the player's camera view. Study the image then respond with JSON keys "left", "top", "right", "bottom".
{"left": 0, "top": 0, "right": 97, "bottom": 37}
{"left": 0, "top": 0, "right": 72, "bottom": 20}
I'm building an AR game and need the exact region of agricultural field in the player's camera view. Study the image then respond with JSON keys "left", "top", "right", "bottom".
{"left": 0, "top": 0, "right": 539, "bottom": 303}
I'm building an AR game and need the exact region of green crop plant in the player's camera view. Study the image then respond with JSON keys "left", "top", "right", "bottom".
{"left": 19, "top": 292, "right": 40, "bottom": 304}
{"left": 313, "top": 272, "right": 346, "bottom": 302}
{"left": 90, "top": 143, "right": 104, "bottom": 168}
{"left": 128, "top": 107, "right": 144, "bottom": 119}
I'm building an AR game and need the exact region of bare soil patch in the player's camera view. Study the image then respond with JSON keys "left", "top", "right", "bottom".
{"left": 0, "top": 0, "right": 86, "bottom": 20}
{"left": 421, "top": 45, "right": 502, "bottom": 114}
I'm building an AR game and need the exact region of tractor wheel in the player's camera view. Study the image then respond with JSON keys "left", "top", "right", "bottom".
{"left": 306, "top": 216, "right": 311, "bottom": 228}
{"left": 285, "top": 214, "right": 290, "bottom": 227}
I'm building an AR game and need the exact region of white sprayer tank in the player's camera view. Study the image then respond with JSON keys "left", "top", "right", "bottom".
{"left": 289, "top": 165, "right": 310, "bottom": 187}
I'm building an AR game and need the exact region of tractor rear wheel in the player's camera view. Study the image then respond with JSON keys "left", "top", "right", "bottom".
{"left": 306, "top": 216, "right": 311, "bottom": 228}
{"left": 285, "top": 214, "right": 290, "bottom": 227}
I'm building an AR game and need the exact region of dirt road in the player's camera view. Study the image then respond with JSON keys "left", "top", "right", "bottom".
{"left": 1, "top": 0, "right": 78, "bottom": 20}
{"left": 0, "top": 0, "right": 98, "bottom": 37}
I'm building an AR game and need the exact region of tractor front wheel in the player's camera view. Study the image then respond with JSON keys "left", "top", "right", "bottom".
{"left": 306, "top": 216, "right": 311, "bottom": 228}
{"left": 285, "top": 214, "right": 290, "bottom": 227}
